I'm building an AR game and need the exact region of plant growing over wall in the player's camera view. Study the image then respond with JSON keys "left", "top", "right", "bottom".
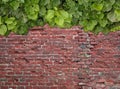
{"left": 0, "top": 0, "right": 120, "bottom": 36}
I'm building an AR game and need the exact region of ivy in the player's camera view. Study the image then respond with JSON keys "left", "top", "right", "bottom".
{"left": 0, "top": 0, "right": 120, "bottom": 36}
{"left": 45, "top": 8, "right": 72, "bottom": 27}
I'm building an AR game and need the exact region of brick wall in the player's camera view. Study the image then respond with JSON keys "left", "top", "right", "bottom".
{"left": 0, "top": 26, "right": 120, "bottom": 89}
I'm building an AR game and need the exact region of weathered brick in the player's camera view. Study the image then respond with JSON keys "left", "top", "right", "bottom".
{"left": 0, "top": 27, "right": 120, "bottom": 89}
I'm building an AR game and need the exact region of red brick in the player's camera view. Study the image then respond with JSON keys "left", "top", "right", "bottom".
{"left": 0, "top": 27, "right": 120, "bottom": 89}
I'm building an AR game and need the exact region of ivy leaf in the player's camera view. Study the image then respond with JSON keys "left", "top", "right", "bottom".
{"left": 7, "top": 24, "right": 15, "bottom": 30}
{"left": 103, "top": 2, "right": 112, "bottom": 12}
{"left": 91, "top": 3, "right": 103, "bottom": 11}
{"left": 17, "top": 24, "right": 28, "bottom": 35}
{"left": 2, "top": 0, "right": 9, "bottom": 3}
{"left": 51, "top": 0, "right": 60, "bottom": 7}
{"left": 0, "top": 16, "right": 2, "bottom": 25}
{"left": 94, "top": 26, "right": 104, "bottom": 34}
{"left": 79, "top": 20, "right": 88, "bottom": 28}
{"left": 111, "top": 25, "right": 120, "bottom": 32}
{"left": 66, "top": 0, "right": 75, "bottom": 8}
{"left": 78, "top": 0, "right": 84, "bottom": 5}
{"left": 110, "top": 0, "right": 115, "bottom": 5}
{"left": 95, "top": 12, "right": 104, "bottom": 20}
{"left": 99, "top": 19, "right": 108, "bottom": 27}
{"left": 0, "top": 24, "right": 7, "bottom": 35}
{"left": 5, "top": 17, "right": 15, "bottom": 25}
{"left": 45, "top": 10, "right": 55, "bottom": 21}
{"left": 27, "top": 13, "right": 38, "bottom": 20}
{"left": 10, "top": 1, "right": 20, "bottom": 10}
{"left": 107, "top": 12, "right": 117, "bottom": 22}
{"left": 24, "top": 4, "right": 39, "bottom": 20}
{"left": 33, "top": 0, "right": 40, "bottom": 4}
{"left": 22, "top": 14, "right": 28, "bottom": 23}
{"left": 103, "top": 0, "right": 115, "bottom": 12}
{"left": 115, "top": 9, "right": 120, "bottom": 21}
{"left": 39, "top": 7, "right": 46, "bottom": 16}
{"left": 0, "top": 0, "right": 120, "bottom": 35}
{"left": 55, "top": 17, "right": 64, "bottom": 27}
{"left": 7, "top": 21, "right": 17, "bottom": 30}
{"left": 65, "top": 14, "right": 72, "bottom": 23}
{"left": 26, "top": 0, "right": 39, "bottom": 4}
{"left": 33, "top": 4, "right": 39, "bottom": 12}
{"left": 102, "top": 29, "right": 109, "bottom": 34}
{"left": 40, "top": 0, "right": 50, "bottom": 5}
{"left": 59, "top": 10, "right": 69, "bottom": 19}
{"left": 85, "top": 20, "right": 98, "bottom": 31}
{"left": 19, "top": 0, "right": 25, "bottom": 3}
{"left": 44, "top": 0, "right": 50, "bottom": 5}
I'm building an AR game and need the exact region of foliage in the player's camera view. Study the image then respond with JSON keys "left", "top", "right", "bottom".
{"left": 0, "top": 0, "right": 120, "bottom": 35}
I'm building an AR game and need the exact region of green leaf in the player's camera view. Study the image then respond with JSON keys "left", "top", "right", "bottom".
{"left": 2, "top": 0, "right": 9, "bottom": 3}
{"left": 95, "top": 12, "right": 104, "bottom": 20}
{"left": 33, "top": 0, "right": 40, "bottom": 4}
{"left": 22, "top": 14, "right": 28, "bottom": 23}
{"left": 45, "top": 10, "right": 55, "bottom": 21}
{"left": 115, "top": 9, "right": 120, "bottom": 21}
{"left": 0, "top": 24, "right": 7, "bottom": 35}
{"left": 111, "top": 25, "right": 120, "bottom": 32}
{"left": 79, "top": 19, "right": 86, "bottom": 25}
{"left": 85, "top": 20, "right": 98, "bottom": 31}
{"left": 7, "top": 21, "right": 17, "bottom": 30}
{"left": 19, "top": 0, "right": 25, "bottom": 3}
{"left": 24, "top": 4, "right": 39, "bottom": 20}
{"left": 0, "top": 0, "right": 120, "bottom": 35}
{"left": 103, "top": 1, "right": 113, "bottom": 12}
{"left": 55, "top": 17, "right": 64, "bottom": 27}
{"left": 107, "top": 12, "right": 118, "bottom": 22}
{"left": 17, "top": 24, "right": 28, "bottom": 35}
{"left": 91, "top": 3, "right": 103, "bottom": 11}
{"left": 0, "top": 16, "right": 2, "bottom": 25}
{"left": 59, "top": 10, "right": 69, "bottom": 19}
{"left": 40, "top": 0, "right": 50, "bottom": 5}
{"left": 5, "top": 17, "right": 15, "bottom": 25}
{"left": 39, "top": 7, "right": 46, "bottom": 16}
{"left": 7, "top": 24, "right": 15, "bottom": 30}
{"left": 94, "top": 26, "right": 104, "bottom": 34}
{"left": 10, "top": 1, "right": 20, "bottom": 10}
{"left": 102, "top": 0, "right": 115, "bottom": 12}
{"left": 25, "top": 0, "right": 39, "bottom": 4}
{"left": 66, "top": 0, "right": 75, "bottom": 7}
{"left": 51, "top": 0, "right": 60, "bottom": 7}
{"left": 33, "top": 4, "right": 39, "bottom": 12}
{"left": 110, "top": 0, "right": 115, "bottom": 5}
{"left": 99, "top": 19, "right": 108, "bottom": 27}
{"left": 65, "top": 15, "right": 72, "bottom": 23}
{"left": 78, "top": 0, "right": 85, "bottom": 5}
{"left": 27, "top": 13, "right": 38, "bottom": 20}
{"left": 102, "top": 29, "right": 109, "bottom": 34}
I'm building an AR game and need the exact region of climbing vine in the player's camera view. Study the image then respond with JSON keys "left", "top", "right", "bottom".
{"left": 0, "top": 0, "right": 120, "bottom": 35}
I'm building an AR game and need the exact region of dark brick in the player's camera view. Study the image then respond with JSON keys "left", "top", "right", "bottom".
{"left": 80, "top": 43, "right": 87, "bottom": 49}
{"left": 114, "top": 55, "right": 120, "bottom": 58}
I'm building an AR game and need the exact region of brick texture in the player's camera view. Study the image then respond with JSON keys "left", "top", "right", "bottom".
{"left": 0, "top": 26, "right": 120, "bottom": 89}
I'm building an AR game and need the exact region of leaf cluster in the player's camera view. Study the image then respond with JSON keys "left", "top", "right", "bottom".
{"left": 0, "top": 0, "right": 120, "bottom": 35}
